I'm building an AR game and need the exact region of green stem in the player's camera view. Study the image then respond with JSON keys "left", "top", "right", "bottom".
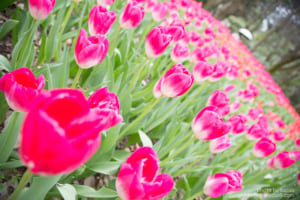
{"left": 119, "top": 57, "right": 149, "bottom": 102}
{"left": 161, "top": 135, "right": 197, "bottom": 166}
{"left": 187, "top": 190, "right": 204, "bottom": 200}
{"left": 71, "top": 68, "right": 83, "bottom": 88}
{"left": 59, "top": 3, "right": 74, "bottom": 36}
{"left": 9, "top": 169, "right": 32, "bottom": 200}
{"left": 181, "top": 80, "right": 209, "bottom": 107}
{"left": 119, "top": 96, "right": 162, "bottom": 139}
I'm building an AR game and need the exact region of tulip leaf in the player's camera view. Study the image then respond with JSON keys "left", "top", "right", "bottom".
{"left": 138, "top": 130, "right": 153, "bottom": 147}
{"left": 87, "top": 161, "right": 121, "bottom": 175}
{"left": 0, "top": 160, "right": 23, "bottom": 169}
{"left": 0, "top": 55, "right": 12, "bottom": 72}
{"left": 57, "top": 184, "right": 77, "bottom": 200}
{"left": 0, "top": 92, "right": 9, "bottom": 124}
{"left": 112, "top": 150, "right": 130, "bottom": 162}
{"left": 73, "top": 185, "right": 118, "bottom": 198}
{"left": 0, "top": 112, "right": 24, "bottom": 163}
{"left": 0, "top": 19, "right": 19, "bottom": 40}
{"left": 17, "top": 175, "right": 62, "bottom": 200}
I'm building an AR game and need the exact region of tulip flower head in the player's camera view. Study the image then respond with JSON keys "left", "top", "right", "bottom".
{"left": 227, "top": 114, "right": 248, "bottom": 134}
{"left": 253, "top": 138, "right": 276, "bottom": 157}
{"left": 116, "top": 147, "right": 174, "bottom": 200}
{"left": 207, "top": 90, "right": 230, "bottom": 116}
{"left": 204, "top": 170, "right": 243, "bottom": 198}
{"left": 171, "top": 42, "right": 190, "bottom": 63}
{"left": 297, "top": 173, "right": 300, "bottom": 186}
{"left": 20, "top": 89, "right": 109, "bottom": 175}
{"left": 296, "top": 139, "right": 300, "bottom": 149}
{"left": 209, "top": 135, "right": 231, "bottom": 153}
{"left": 273, "top": 151, "right": 296, "bottom": 169}
{"left": 192, "top": 106, "right": 231, "bottom": 140}
{"left": 0, "top": 68, "right": 45, "bottom": 112}
{"left": 75, "top": 29, "right": 109, "bottom": 69}
{"left": 193, "top": 61, "right": 215, "bottom": 82}
{"left": 152, "top": 2, "right": 169, "bottom": 21}
{"left": 88, "top": 5, "right": 116, "bottom": 35}
{"left": 145, "top": 26, "right": 173, "bottom": 58}
{"left": 153, "top": 64, "right": 194, "bottom": 98}
{"left": 29, "top": 0, "right": 56, "bottom": 20}
{"left": 270, "top": 130, "right": 285, "bottom": 142}
{"left": 119, "top": 1, "right": 145, "bottom": 29}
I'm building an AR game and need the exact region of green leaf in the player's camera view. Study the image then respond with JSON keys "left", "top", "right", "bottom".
{"left": 57, "top": 184, "right": 77, "bottom": 200}
{"left": 0, "top": 112, "right": 24, "bottom": 163}
{"left": 73, "top": 185, "right": 118, "bottom": 198}
{"left": 0, "top": 19, "right": 18, "bottom": 40}
{"left": 0, "top": 160, "right": 23, "bottom": 169}
{"left": 0, "top": 55, "right": 12, "bottom": 72}
{"left": 138, "top": 130, "right": 153, "bottom": 147}
{"left": 87, "top": 161, "right": 121, "bottom": 175}
{"left": 17, "top": 175, "right": 62, "bottom": 200}
{"left": 0, "top": 92, "right": 9, "bottom": 124}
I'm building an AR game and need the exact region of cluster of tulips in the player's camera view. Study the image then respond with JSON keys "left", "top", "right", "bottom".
{"left": 0, "top": 0, "right": 299, "bottom": 199}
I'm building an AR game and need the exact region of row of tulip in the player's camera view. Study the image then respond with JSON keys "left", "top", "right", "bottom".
{"left": 0, "top": 0, "right": 299, "bottom": 199}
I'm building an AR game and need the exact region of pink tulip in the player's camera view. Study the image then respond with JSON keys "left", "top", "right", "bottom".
{"left": 190, "top": 48, "right": 206, "bottom": 63}
{"left": 192, "top": 106, "right": 231, "bottom": 140}
{"left": 273, "top": 151, "right": 296, "bottom": 169}
{"left": 189, "top": 31, "right": 203, "bottom": 46}
{"left": 145, "top": 26, "right": 173, "bottom": 58}
{"left": 275, "top": 119, "right": 286, "bottom": 129}
{"left": 209, "top": 135, "right": 231, "bottom": 153}
{"left": 204, "top": 170, "right": 243, "bottom": 198}
{"left": 88, "top": 5, "right": 116, "bottom": 35}
{"left": 119, "top": 1, "right": 145, "bottom": 29}
{"left": 193, "top": 61, "right": 214, "bottom": 82}
{"left": 248, "top": 107, "right": 264, "bottom": 120}
{"left": 297, "top": 173, "right": 300, "bottom": 186}
{"left": 253, "top": 138, "right": 276, "bottom": 157}
{"left": 224, "top": 84, "right": 235, "bottom": 93}
{"left": 269, "top": 130, "right": 285, "bottom": 142}
{"left": 88, "top": 87, "right": 123, "bottom": 131}
{"left": 296, "top": 139, "right": 300, "bottom": 149}
{"left": 153, "top": 64, "right": 193, "bottom": 98}
{"left": 230, "top": 101, "right": 241, "bottom": 113}
{"left": 226, "top": 65, "right": 238, "bottom": 80}
{"left": 116, "top": 147, "right": 174, "bottom": 200}
{"left": 0, "top": 68, "right": 45, "bottom": 112}
{"left": 210, "top": 62, "right": 227, "bottom": 82}
{"left": 29, "top": 0, "right": 55, "bottom": 20}
{"left": 291, "top": 150, "right": 300, "bottom": 161}
{"left": 152, "top": 2, "right": 169, "bottom": 21}
{"left": 20, "top": 89, "right": 109, "bottom": 175}
{"left": 97, "top": 0, "right": 115, "bottom": 6}
{"left": 171, "top": 42, "right": 189, "bottom": 63}
{"left": 75, "top": 29, "right": 109, "bottom": 69}
{"left": 207, "top": 90, "right": 230, "bottom": 116}
{"left": 227, "top": 114, "right": 248, "bottom": 134}
{"left": 246, "top": 123, "right": 268, "bottom": 140}
{"left": 166, "top": 24, "right": 186, "bottom": 44}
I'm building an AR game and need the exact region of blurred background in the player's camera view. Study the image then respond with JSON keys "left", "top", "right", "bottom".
{"left": 198, "top": 0, "right": 300, "bottom": 113}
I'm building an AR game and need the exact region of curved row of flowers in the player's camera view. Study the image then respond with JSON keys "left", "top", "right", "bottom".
{"left": 0, "top": 0, "right": 299, "bottom": 199}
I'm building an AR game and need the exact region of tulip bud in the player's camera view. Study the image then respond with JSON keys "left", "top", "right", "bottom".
{"left": 171, "top": 42, "right": 189, "bottom": 63}
{"left": 116, "top": 147, "right": 174, "bottom": 200}
{"left": 88, "top": 5, "right": 116, "bottom": 35}
{"left": 209, "top": 135, "right": 231, "bottom": 153}
{"left": 145, "top": 26, "right": 173, "bottom": 58}
{"left": 0, "top": 68, "right": 45, "bottom": 112}
{"left": 253, "top": 138, "right": 276, "bottom": 157}
{"left": 20, "top": 89, "right": 108, "bottom": 175}
{"left": 29, "top": 0, "right": 56, "bottom": 20}
{"left": 74, "top": 29, "right": 109, "bottom": 69}
{"left": 153, "top": 64, "right": 193, "bottom": 98}
{"left": 119, "top": 1, "right": 145, "bottom": 29}
{"left": 192, "top": 106, "right": 231, "bottom": 140}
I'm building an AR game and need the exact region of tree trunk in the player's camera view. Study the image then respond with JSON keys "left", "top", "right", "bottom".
{"left": 214, "top": 0, "right": 245, "bottom": 20}
{"left": 268, "top": 54, "right": 300, "bottom": 74}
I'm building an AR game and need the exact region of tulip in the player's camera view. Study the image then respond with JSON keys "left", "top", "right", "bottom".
{"left": 166, "top": 24, "right": 186, "bottom": 44}
{"left": 119, "top": 1, "right": 145, "bottom": 29}
{"left": 88, "top": 87, "right": 123, "bottom": 131}
{"left": 153, "top": 64, "right": 193, "bottom": 98}
{"left": 204, "top": 170, "right": 243, "bottom": 198}
{"left": 97, "top": 0, "right": 115, "bottom": 6}
{"left": 246, "top": 124, "right": 267, "bottom": 140}
{"left": 116, "top": 147, "right": 174, "bottom": 200}
{"left": 75, "top": 29, "right": 109, "bottom": 69}
{"left": 227, "top": 114, "right": 248, "bottom": 134}
{"left": 248, "top": 107, "right": 264, "bottom": 120}
{"left": 224, "top": 84, "right": 235, "bottom": 93}
{"left": 296, "top": 139, "right": 300, "bottom": 149}
{"left": 29, "top": 0, "right": 56, "bottom": 20}
{"left": 273, "top": 151, "right": 296, "bottom": 169}
{"left": 192, "top": 106, "right": 231, "bottom": 140}
{"left": 297, "top": 173, "right": 300, "bottom": 186}
{"left": 20, "top": 89, "right": 110, "bottom": 175}
{"left": 171, "top": 42, "right": 189, "bottom": 63}
{"left": 253, "top": 138, "right": 276, "bottom": 157}
{"left": 0, "top": 68, "right": 45, "bottom": 112}
{"left": 193, "top": 61, "right": 214, "bottom": 82}
{"left": 269, "top": 130, "right": 285, "bottom": 142}
{"left": 230, "top": 101, "right": 241, "bottom": 113}
{"left": 209, "top": 135, "right": 231, "bottom": 153}
{"left": 145, "top": 26, "right": 173, "bottom": 58}
{"left": 152, "top": 2, "right": 169, "bottom": 21}
{"left": 207, "top": 90, "right": 230, "bottom": 116}
{"left": 189, "top": 30, "right": 203, "bottom": 46}
{"left": 88, "top": 5, "right": 116, "bottom": 35}
{"left": 291, "top": 150, "right": 300, "bottom": 161}
{"left": 210, "top": 62, "right": 227, "bottom": 82}
{"left": 190, "top": 48, "right": 206, "bottom": 63}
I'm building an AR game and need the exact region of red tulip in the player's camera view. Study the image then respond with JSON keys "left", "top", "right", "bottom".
{"left": 0, "top": 68, "right": 45, "bottom": 112}
{"left": 75, "top": 29, "right": 109, "bottom": 69}
{"left": 88, "top": 5, "right": 116, "bottom": 35}
{"left": 116, "top": 147, "right": 174, "bottom": 200}
{"left": 153, "top": 64, "right": 193, "bottom": 98}
{"left": 29, "top": 0, "right": 55, "bottom": 20}
{"left": 20, "top": 89, "right": 110, "bottom": 175}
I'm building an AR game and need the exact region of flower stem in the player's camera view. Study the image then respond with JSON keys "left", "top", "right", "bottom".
{"left": 187, "top": 190, "right": 204, "bottom": 200}
{"left": 9, "top": 169, "right": 32, "bottom": 200}
{"left": 160, "top": 134, "right": 197, "bottom": 166}
{"left": 119, "top": 96, "right": 163, "bottom": 139}
{"left": 71, "top": 68, "right": 83, "bottom": 88}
